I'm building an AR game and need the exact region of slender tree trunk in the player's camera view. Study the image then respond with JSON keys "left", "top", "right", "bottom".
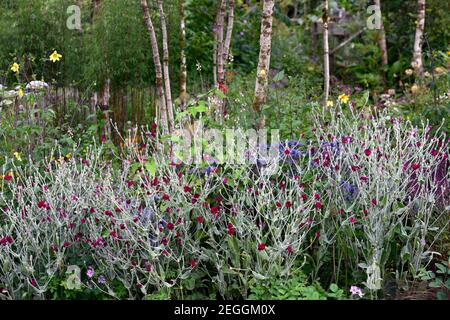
{"left": 374, "top": 0, "right": 388, "bottom": 67}
{"left": 223, "top": 0, "right": 235, "bottom": 80}
{"left": 157, "top": 0, "right": 174, "bottom": 133}
{"left": 179, "top": 0, "right": 188, "bottom": 110}
{"left": 252, "top": 0, "right": 275, "bottom": 129}
{"left": 413, "top": 0, "right": 426, "bottom": 77}
{"left": 140, "top": 0, "right": 169, "bottom": 135}
{"left": 323, "top": 0, "right": 330, "bottom": 106}
{"left": 216, "top": 0, "right": 226, "bottom": 87}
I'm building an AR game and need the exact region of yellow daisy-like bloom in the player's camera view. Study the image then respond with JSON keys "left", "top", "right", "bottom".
{"left": 18, "top": 89, "right": 24, "bottom": 98}
{"left": 338, "top": 94, "right": 350, "bottom": 104}
{"left": 11, "top": 62, "right": 20, "bottom": 73}
{"left": 326, "top": 100, "right": 334, "bottom": 107}
{"left": 259, "top": 69, "right": 267, "bottom": 77}
{"left": 13, "top": 152, "right": 22, "bottom": 162}
{"left": 49, "top": 50, "right": 62, "bottom": 63}
{"left": 66, "top": 153, "right": 72, "bottom": 160}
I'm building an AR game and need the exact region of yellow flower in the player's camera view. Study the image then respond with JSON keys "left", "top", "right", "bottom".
{"left": 49, "top": 50, "right": 62, "bottom": 63}
{"left": 66, "top": 153, "right": 72, "bottom": 160}
{"left": 338, "top": 94, "right": 350, "bottom": 104}
{"left": 326, "top": 100, "right": 334, "bottom": 107}
{"left": 18, "top": 89, "right": 24, "bottom": 98}
{"left": 13, "top": 152, "right": 22, "bottom": 162}
{"left": 447, "top": 51, "right": 450, "bottom": 56}
{"left": 259, "top": 69, "right": 267, "bottom": 77}
{"left": 11, "top": 62, "right": 20, "bottom": 73}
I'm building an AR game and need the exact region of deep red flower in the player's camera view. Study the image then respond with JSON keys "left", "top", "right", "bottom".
{"left": 360, "top": 176, "right": 368, "bottom": 182}
{"left": 257, "top": 243, "right": 266, "bottom": 251}
{"left": 275, "top": 201, "right": 282, "bottom": 208}
{"left": 315, "top": 231, "right": 321, "bottom": 238}
{"left": 351, "top": 165, "right": 360, "bottom": 172}
{"left": 81, "top": 218, "right": 87, "bottom": 225}
{"left": 184, "top": 185, "right": 191, "bottom": 193}
{"left": 349, "top": 217, "right": 357, "bottom": 224}
{"left": 314, "top": 194, "right": 320, "bottom": 200}
{"left": 190, "top": 259, "right": 197, "bottom": 268}
{"left": 162, "top": 194, "right": 170, "bottom": 201}
{"left": 196, "top": 216, "right": 204, "bottom": 223}
{"left": 120, "top": 223, "right": 126, "bottom": 230}
{"left": 301, "top": 194, "right": 307, "bottom": 201}
{"left": 364, "top": 149, "right": 371, "bottom": 156}
{"left": 285, "top": 201, "right": 292, "bottom": 208}
{"left": 284, "top": 149, "right": 290, "bottom": 155}
{"left": 89, "top": 207, "right": 96, "bottom": 214}
{"left": 218, "top": 82, "right": 228, "bottom": 94}
{"left": 104, "top": 210, "right": 113, "bottom": 217}
{"left": 37, "top": 201, "right": 49, "bottom": 210}
{"left": 412, "top": 163, "right": 421, "bottom": 171}
{"left": 63, "top": 241, "right": 71, "bottom": 247}
{"left": 211, "top": 206, "right": 220, "bottom": 214}
{"left": 4, "top": 175, "right": 12, "bottom": 182}
{"left": 167, "top": 223, "right": 174, "bottom": 231}
{"left": 287, "top": 245, "right": 294, "bottom": 254}
{"left": 371, "top": 198, "right": 378, "bottom": 206}
{"left": 315, "top": 201, "right": 322, "bottom": 209}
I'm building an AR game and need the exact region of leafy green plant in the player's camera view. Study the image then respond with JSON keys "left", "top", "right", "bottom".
{"left": 417, "top": 257, "right": 450, "bottom": 300}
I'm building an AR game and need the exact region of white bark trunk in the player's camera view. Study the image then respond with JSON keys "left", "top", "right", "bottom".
{"left": 157, "top": 0, "right": 174, "bottom": 133}
{"left": 253, "top": 0, "right": 275, "bottom": 129}
{"left": 413, "top": 0, "right": 426, "bottom": 77}
{"left": 140, "top": 0, "right": 169, "bottom": 135}
{"left": 374, "top": 0, "right": 388, "bottom": 67}
{"left": 323, "top": 0, "right": 330, "bottom": 105}
{"left": 179, "top": 0, "right": 188, "bottom": 110}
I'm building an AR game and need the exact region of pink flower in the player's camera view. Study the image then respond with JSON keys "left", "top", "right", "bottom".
{"left": 86, "top": 266, "right": 95, "bottom": 279}
{"left": 285, "top": 201, "right": 292, "bottom": 208}
{"left": 287, "top": 245, "right": 294, "bottom": 254}
{"left": 315, "top": 201, "right": 323, "bottom": 209}
{"left": 349, "top": 217, "right": 357, "bottom": 224}
{"left": 196, "top": 216, "right": 204, "bottom": 223}
{"left": 162, "top": 194, "right": 170, "bottom": 201}
{"left": 350, "top": 285, "right": 364, "bottom": 298}
{"left": 371, "top": 198, "right": 378, "bottom": 206}
{"left": 364, "top": 149, "right": 371, "bottom": 156}
{"left": 190, "top": 260, "right": 197, "bottom": 268}
{"left": 412, "top": 163, "right": 420, "bottom": 171}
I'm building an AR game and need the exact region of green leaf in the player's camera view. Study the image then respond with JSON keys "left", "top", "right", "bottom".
{"left": 273, "top": 70, "right": 285, "bottom": 82}
{"left": 144, "top": 159, "right": 157, "bottom": 177}
{"left": 436, "top": 291, "right": 448, "bottom": 300}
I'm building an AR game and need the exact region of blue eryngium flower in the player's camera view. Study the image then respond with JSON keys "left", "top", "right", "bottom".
{"left": 340, "top": 181, "right": 358, "bottom": 201}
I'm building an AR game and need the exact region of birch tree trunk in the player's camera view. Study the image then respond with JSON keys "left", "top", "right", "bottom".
{"left": 323, "top": 0, "right": 330, "bottom": 106}
{"left": 179, "top": 0, "right": 188, "bottom": 111}
{"left": 222, "top": 0, "right": 235, "bottom": 81}
{"left": 253, "top": 0, "right": 275, "bottom": 129}
{"left": 216, "top": 0, "right": 226, "bottom": 87}
{"left": 140, "top": 0, "right": 169, "bottom": 135}
{"left": 374, "top": 0, "right": 388, "bottom": 67}
{"left": 157, "top": 0, "right": 174, "bottom": 133}
{"left": 412, "top": 0, "right": 426, "bottom": 77}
